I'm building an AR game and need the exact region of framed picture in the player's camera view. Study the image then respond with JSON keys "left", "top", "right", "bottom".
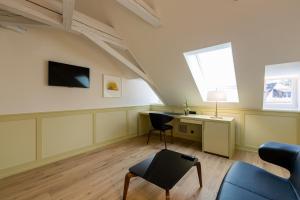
{"left": 103, "top": 74, "right": 122, "bottom": 97}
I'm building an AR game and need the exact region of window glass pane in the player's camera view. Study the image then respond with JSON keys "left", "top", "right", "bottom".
{"left": 264, "top": 79, "right": 293, "bottom": 104}
{"left": 184, "top": 43, "right": 239, "bottom": 102}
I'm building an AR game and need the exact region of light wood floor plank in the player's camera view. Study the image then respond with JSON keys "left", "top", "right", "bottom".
{"left": 0, "top": 136, "right": 289, "bottom": 200}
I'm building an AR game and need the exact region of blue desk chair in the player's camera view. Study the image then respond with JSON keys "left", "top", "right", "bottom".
{"left": 147, "top": 113, "right": 174, "bottom": 149}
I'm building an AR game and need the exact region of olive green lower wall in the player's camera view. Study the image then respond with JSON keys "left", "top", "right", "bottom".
{"left": 150, "top": 105, "right": 300, "bottom": 152}
{"left": 0, "top": 106, "right": 149, "bottom": 179}
{"left": 1, "top": 104, "right": 299, "bottom": 179}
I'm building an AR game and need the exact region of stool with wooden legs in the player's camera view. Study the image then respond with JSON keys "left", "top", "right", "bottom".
{"left": 123, "top": 149, "right": 202, "bottom": 200}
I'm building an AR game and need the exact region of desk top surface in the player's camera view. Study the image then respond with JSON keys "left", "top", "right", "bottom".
{"left": 140, "top": 111, "right": 234, "bottom": 122}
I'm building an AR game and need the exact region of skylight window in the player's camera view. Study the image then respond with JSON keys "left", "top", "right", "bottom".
{"left": 263, "top": 62, "right": 300, "bottom": 111}
{"left": 184, "top": 43, "right": 239, "bottom": 102}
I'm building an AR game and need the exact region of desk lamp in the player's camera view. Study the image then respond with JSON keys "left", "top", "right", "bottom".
{"left": 207, "top": 90, "right": 227, "bottom": 118}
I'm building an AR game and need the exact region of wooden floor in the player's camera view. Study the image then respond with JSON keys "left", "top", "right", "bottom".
{"left": 0, "top": 136, "right": 289, "bottom": 200}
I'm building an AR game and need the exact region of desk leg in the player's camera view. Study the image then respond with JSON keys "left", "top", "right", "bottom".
{"left": 123, "top": 172, "right": 136, "bottom": 200}
{"left": 166, "top": 189, "right": 170, "bottom": 200}
{"left": 147, "top": 130, "right": 152, "bottom": 144}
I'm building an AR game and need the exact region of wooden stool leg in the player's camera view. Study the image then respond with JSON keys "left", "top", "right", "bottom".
{"left": 166, "top": 189, "right": 170, "bottom": 200}
{"left": 147, "top": 130, "right": 152, "bottom": 144}
{"left": 195, "top": 162, "right": 203, "bottom": 187}
{"left": 163, "top": 131, "right": 167, "bottom": 149}
{"left": 123, "top": 172, "right": 135, "bottom": 200}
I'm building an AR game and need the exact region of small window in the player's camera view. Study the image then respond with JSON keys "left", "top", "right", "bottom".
{"left": 263, "top": 62, "right": 300, "bottom": 111}
{"left": 184, "top": 42, "right": 239, "bottom": 102}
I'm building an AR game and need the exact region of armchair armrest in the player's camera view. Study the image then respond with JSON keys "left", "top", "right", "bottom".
{"left": 258, "top": 142, "right": 300, "bottom": 172}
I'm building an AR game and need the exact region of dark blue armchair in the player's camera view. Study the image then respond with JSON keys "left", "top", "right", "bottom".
{"left": 217, "top": 142, "right": 300, "bottom": 200}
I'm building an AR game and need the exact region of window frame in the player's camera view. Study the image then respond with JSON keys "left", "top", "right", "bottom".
{"left": 183, "top": 42, "right": 239, "bottom": 103}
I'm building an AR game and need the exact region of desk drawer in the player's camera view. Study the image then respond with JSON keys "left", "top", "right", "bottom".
{"left": 180, "top": 118, "right": 203, "bottom": 125}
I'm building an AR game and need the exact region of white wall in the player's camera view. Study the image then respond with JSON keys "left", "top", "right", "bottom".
{"left": 0, "top": 27, "right": 161, "bottom": 115}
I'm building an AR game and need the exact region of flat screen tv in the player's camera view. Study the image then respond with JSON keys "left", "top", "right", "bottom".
{"left": 48, "top": 61, "right": 90, "bottom": 88}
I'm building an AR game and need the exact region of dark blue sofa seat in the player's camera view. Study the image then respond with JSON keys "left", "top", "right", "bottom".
{"left": 217, "top": 142, "right": 300, "bottom": 200}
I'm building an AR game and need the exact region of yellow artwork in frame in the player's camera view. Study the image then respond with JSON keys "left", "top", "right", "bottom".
{"left": 103, "top": 74, "right": 122, "bottom": 97}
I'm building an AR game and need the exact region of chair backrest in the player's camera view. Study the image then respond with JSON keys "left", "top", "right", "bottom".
{"left": 259, "top": 142, "right": 300, "bottom": 197}
{"left": 290, "top": 153, "right": 300, "bottom": 197}
{"left": 149, "top": 113, "right": 174, "bottom": 130}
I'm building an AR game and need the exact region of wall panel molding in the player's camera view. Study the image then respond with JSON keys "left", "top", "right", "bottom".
{"left": 95, "top": 110, "right": 127, "bottom": 143}
{"left": 41, "top": 114, "right": 93, "bottom": 158}
{"left": 0, "top": 105, "right": 149, "bottom": 179}
{"left": 0, "top": 119, "right": 36, "bottom": 170}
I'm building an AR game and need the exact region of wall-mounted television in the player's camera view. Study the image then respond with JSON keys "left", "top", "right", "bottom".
{"left": 48, "top": 61, "right": 90, "bottom": 88}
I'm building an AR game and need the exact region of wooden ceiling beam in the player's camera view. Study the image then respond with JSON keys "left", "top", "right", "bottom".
{"left": 28, "top": 0, "right": 122, "bottom": 40}
{"left": 73, "top": 12, "right": 122, "bottom": 40}
{"left": 72, "top": 21, "right": 127, "bottom": 50}
{"left": 0, "top": 14, "right": 43, "bottom": 25}
{"left": 26, "top": 0, "right": 123, "bottom": 46}
{"left": 81, "top": 30, "right": 154, "bottom": 85}
{"left": 0, "top": 0, "right": 62, "bottom": 27}
{"left": 62, "top": 0, "right": 74, "bottom": 31}
{"left": 116, "top": 0, "right": 160, "bottom": 27}
{"left": 0, "top": 23, "right": 27, "bottom": 33}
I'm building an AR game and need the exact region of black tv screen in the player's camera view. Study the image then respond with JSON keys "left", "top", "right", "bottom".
{"left": 48, "top": 61, "right": 90, "bottom": 88}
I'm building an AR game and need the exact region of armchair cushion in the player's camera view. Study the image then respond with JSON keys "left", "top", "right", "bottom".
{"left": 259, "top": 142, "right": 300, "bottom": 197}
{"left": 258, "top": 142, "right": 300, "bottom": 172}
{"left": 217, "top": 142, "right": 300, "bottom": 200}
{"left": 217, "top": 161, "right": 298, "bottom": 200}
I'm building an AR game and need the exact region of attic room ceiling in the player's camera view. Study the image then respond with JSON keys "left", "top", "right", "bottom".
{"left": 75, "top": 0, "right": 300, "bottom": 109}
{"left": 1, "top": 0, "right": 300, "bottom": 109}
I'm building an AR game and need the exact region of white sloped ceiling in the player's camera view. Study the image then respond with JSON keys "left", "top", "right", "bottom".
{"left": 76, "top": 0, "right": 300, "bottom": 109}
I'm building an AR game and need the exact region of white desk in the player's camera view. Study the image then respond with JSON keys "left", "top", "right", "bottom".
{"left": 139, "top": 111, "right": 235, "bottom": 158}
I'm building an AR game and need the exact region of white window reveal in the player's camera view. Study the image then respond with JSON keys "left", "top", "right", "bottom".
{"left": 263, "top": 62, "right": 300, "bottom": 111}
{"left": 183, "top": 42, "right": 239, "bottom": 102}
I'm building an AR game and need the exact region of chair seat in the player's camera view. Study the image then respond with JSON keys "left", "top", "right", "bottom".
{"left": 217, "top": 161, "right": 298, "bottom": 200}
{"left": 160, "top": 124, "right": 173, "bottom": 131}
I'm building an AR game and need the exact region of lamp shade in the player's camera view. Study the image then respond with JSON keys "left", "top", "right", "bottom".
{"left": 207, "top": 90, "right": 227, "bottom": 102}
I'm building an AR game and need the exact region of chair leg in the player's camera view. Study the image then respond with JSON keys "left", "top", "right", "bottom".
{"left": 166, "top": 189, "right": 170, "bottom": 200}
{"left": 160, "top": 131, "right": 162, "bottom": 141}
{"left": 171, "top": 128, "right": 174, "bottom": 143}
{"left": 163, "top": 131, "right": 167, "bottom": 149}
{"left": 123, "top": 172, "right": 136, "bottom": 200}
{"left": 147, "top": 129, "right": 152, "bottom": 144}
{"left": 195, "top": 162, "right": 203, "bottom": 187}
